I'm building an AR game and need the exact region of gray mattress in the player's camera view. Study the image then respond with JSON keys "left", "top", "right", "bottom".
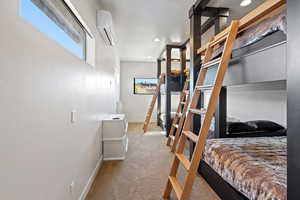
{"left": 203, "top": 30, "right": 286, "bottom": 86}
{"left": 203, "top": 11, "right": 287, "bottom": 86}
{"left": 213, "top": 11, "right": 287, "bottom": 58}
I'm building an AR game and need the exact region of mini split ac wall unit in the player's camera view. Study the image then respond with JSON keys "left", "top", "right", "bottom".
{"left": 97, "top": 10, "right": 116, "bottom": 46}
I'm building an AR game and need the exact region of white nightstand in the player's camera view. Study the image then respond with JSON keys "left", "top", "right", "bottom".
{"left": 101, "top": 114, "right": 128, "bottom": 161}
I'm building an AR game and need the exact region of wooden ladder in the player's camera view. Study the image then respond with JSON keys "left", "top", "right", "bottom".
{"left": 163, "top": 21, "right": 239, "bottom": 200}
{"left": 143, "top": 73, "right": 165, "bottom": 133}
{"left": 167, "top": 76, "right": 190, "bottom": 153}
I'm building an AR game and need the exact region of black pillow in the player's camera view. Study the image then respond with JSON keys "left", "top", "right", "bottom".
{"left": 271, "top": 128, "right": 287, "bottom": 136}
{"left": 246, "top": 120, "right": 285, "bottom": 131}
{"left": 227, "top": 122, "right": 257, "bottom": 133}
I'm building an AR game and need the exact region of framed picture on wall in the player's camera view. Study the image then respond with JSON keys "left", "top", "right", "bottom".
{"left": 133, "top": 78, "right": 158, "bottom": 95}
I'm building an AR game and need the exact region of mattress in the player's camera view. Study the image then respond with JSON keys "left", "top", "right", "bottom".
{"left": 170, "top": 69, "right": 189, "bottom": 75}
{"left": 213, "top": 10, "right": 287, "bottom": 58}
{"left": 203, "top": 136, "right": 287, "bottom": 200}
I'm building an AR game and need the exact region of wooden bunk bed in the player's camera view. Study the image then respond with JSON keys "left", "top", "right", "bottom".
{"left": 157, "top": 42, "right": 190, "bottom": 134}
{"left": 181, "top": 0, "right": 287, "bottom": 199}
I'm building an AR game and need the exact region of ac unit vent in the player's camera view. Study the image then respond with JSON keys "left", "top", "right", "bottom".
{"left": 97, "top": 10, "right": 116, "bottom": 46}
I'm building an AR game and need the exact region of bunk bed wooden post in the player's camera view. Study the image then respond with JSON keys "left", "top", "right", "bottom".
{"left": 157, "top": 59, "right": 162, "bottom": 126}
{"left": 215, "top": 87, "right": 227, "bottom": 138}
{"left": 214, "top": 16, "right": 220, "bottom": 34}
{"left": 165, "top": 45, "right": 172, "bottom": 135}
{"left": 287, "top": 0, "right": 300, "bottom": 198}
{"left": 213, "top": 13, "right": 227, "bottom": 139}
{"left": 180, "top": 46, "right": 187, "bottom": 88}
{"left": 189, "top": 4, "right": 203, "bottom": 92}
{"left": 189, "top": 4, "right": 203, "bottom": 160}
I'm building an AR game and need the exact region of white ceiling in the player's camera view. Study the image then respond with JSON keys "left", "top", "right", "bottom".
{"left": 99, "top": 0, "right": 265, "bottom": 62}
{"left": 208, "top": 0, "right": 265, "bottom": 20}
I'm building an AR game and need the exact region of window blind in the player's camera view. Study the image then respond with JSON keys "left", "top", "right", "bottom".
{"left": 31, "top": 0, "right": 86, "bottom": 49}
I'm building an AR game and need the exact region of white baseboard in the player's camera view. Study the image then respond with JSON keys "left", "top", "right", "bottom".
{"left": 79, "top": 155, "right": 103, "bottom": 200}
{"left": 103, "top": 156, "right": 125, "bottom": 161}
{"left": 128, "top": 121, "right": 157, "bottom": 123}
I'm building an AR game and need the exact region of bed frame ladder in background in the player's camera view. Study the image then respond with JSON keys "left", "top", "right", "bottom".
{"left": 162, "top": 21, "right": 239, "bottom": 200}
{"left": 143, "top": 73, "right": 165, "bottom": 133}
{"left": 167, "top": 75, "right": 190, "bottom": 152}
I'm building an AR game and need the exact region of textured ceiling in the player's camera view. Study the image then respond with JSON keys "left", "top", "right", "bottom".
{"left": 99, "top": 0, "right": 265, "bottom": 62}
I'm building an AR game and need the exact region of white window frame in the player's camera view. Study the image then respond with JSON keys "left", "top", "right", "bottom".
{"left": 63, "top": 0, "right": 96, "bottom": 67}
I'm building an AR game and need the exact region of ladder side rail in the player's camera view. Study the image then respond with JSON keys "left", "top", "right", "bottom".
{"left": 170, "top": 93, "right": 190, "bottom": 153}
{"left": 163, "top": 41, "right": 215, "bottom": 199}
{"left": 143, "top": 74, "right": 165, "bottom": 132}
{"left": 166, "top": 84, "right": 187, "bottom": 146}
{"left": 182, "top": 39, "right": 215, "bottom": 133}
{"left": 167, "top": 77, "right": 190, "bottom": 146}
{"left": 181, "top": 21, "right": 240, "bottom": 200}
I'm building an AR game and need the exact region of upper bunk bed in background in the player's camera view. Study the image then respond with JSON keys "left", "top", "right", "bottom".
{"left": 158, "top": 45, "right": 190, "bottom": 93}
{"left": 157, "top": 42, "right": 190, "bottom": 132}
{"left": 198, "top": 0, "right": 287, "bottom": 86}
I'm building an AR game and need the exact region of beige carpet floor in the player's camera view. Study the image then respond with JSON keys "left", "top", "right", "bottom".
{"left": 86, "top": 123, "right": 220, "bottom": 200}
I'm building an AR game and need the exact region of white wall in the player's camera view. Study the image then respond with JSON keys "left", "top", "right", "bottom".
{"left": 0, "top": 0, "right": 119, "bottom": 199}
{"left": 227, "top": 82, "right": 287, "bottom": 126}
{"left": 203, "top": 81, "right": 287, "bottom": 126}
{"left": 120, "top": 61, "right": 180, "bottom": 122}
{"left": 120, "top": 61, "right": 157, "bottom": 122}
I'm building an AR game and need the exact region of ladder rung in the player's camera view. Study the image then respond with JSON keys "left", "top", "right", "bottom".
{"left": 195, "top": 85, "right": 213, "bottom": 91}
{"left": 168, "top": 176, "right": 183, "bottom": 199}
{"left": 202, "top": 58, "right": 221, "bottom": 69}
{"left": 180, "top": 102, "right": 186, "bottom": 105}
{"left": 210, "top": 35, "right": 227, "bottom": 47}
{"left": 189, "top": 108, "right": 206, "bottom": 115}
{"left": 176, "top": 153, "right": 191, "bottom": 170}
{"left": 197, "top": 35, "right": 227, "bottom": 54}
{"left": 169, "top": 135, "right": 175, "bottom": 141}
{"left": 172, "top": 124, "right": 179, "bottom": 129}
{"left": 177, "top": 112, "right": 183, "bottom": 117}
{"left": 182, "top": 131, "right": 198, "bottom": 143}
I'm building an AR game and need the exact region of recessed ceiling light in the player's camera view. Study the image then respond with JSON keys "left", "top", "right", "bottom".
{"left": 240, "top": 0, "right": 252, "bottom": 7}
{"left": 154, "top": 38, "right": 161, "bottom": 42}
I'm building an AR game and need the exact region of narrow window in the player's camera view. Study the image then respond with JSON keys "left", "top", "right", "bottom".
{"left": 134, "top": 78, "right": 158, "bottom": 95}
{"left": 21, "top": 0, "right": 87, "bottom": 60}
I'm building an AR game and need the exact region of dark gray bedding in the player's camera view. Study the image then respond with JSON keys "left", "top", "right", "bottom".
{"left": 213, "top": 10, "right": 287, "bottom": 58}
